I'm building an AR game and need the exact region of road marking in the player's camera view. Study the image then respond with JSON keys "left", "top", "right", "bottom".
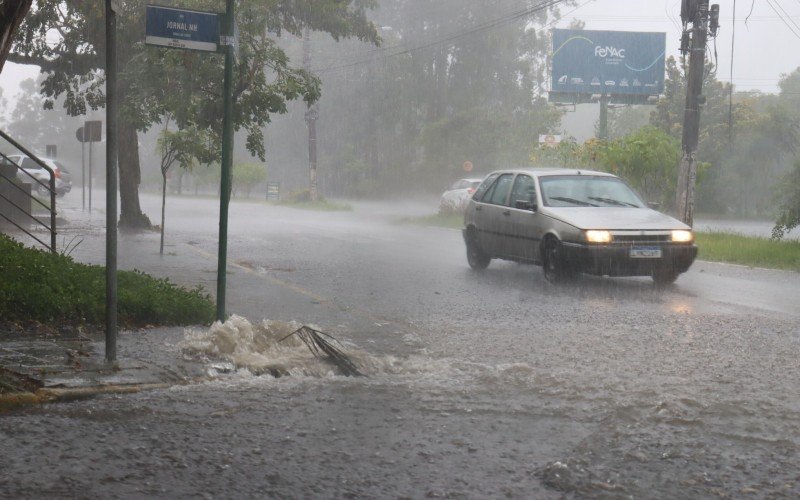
{"left": 183, "top": 243, "right": 417, "bottom": 330}
{"left": 184, "top": 244, "right": 331, "bottom": 304}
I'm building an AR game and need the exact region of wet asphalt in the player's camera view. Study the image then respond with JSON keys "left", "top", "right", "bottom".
{"left": 1, "top": 191, "right": 799, "bottom": 498}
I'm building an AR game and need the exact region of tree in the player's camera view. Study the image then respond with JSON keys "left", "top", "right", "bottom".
{"left": 0, "top": 0, "right": 32, "bottom": 71}
{"left": 596, "top": 126, "right": 681, "bottom": 207}
{"left": 772, "top": 159, "right": 800, "bottom": 239}
{"left": 294, "top": 0, "right": 565, "bottom": 195}
{"left": 232, "top": 162, "right": 267, "bottom": 198}
{"left": 9, "top": 0, "right": 378, "bottom": 228}
{"left": 156, "top": 114, "right": 215, "bottom": 254}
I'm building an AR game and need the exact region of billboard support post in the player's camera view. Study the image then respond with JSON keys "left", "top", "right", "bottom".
{"left": 675, "top": 0, "right": 712, "bottom": 227}
{"left": 598, "top": 94, "right": 609, "bottom": 140}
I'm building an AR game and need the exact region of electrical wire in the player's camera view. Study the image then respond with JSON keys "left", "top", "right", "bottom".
{"left": 312, "top": 0, "right": 571, "bottom": 74}
{"left": 764, "top": 0, "right": 800, "bottom": 38}
{"left": 771, "top": 0, "right": 800, "bottom": 33}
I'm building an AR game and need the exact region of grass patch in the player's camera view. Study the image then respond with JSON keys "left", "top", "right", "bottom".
{"left": 696, "top": 231, "right": 800, "bottom": 271}
{"left": 0, "top": 234, "right": 215, "bottom": 328}
{"left": 400, "top": 212, "right": 464, "bottom": 229}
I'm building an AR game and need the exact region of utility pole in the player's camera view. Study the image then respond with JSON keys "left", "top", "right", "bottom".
{"left": 675, "top": 0, "right": 719, "bottom": 225}
{"left": 303, "top": 28, "right": 319, "bottom": 202}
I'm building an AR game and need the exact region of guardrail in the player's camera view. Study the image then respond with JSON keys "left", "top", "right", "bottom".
{"left": 0, "top": 129, "right": 57, "bottom": 253}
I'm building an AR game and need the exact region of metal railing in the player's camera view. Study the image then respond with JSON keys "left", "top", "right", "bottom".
{"left": 0, "top": 129, "right": 57, "bottom": 253}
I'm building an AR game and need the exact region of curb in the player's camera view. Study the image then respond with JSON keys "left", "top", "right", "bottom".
{"left": 0, "top": 382, "right": 174, "bottom": 411}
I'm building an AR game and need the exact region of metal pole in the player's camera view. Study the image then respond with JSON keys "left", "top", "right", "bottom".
{"left": 105, "top": 0, "right": 118, "bottom": 362}
{"left": 89, "top": 139, "right": 93, "bottom": 212}
{"left": 216, "top": 0, "right": 235, "bottom": 322}
{"left": 675, "top": 0, "right": 709, "bottom": 226}
{"left": 81, "top": 139, "right": 85, "bottom": 210}
{"left": 598, "top": 94, "right": 609, "bottom": 140}
{"left": 303, "top": 28, "right": 319, "bottom": 202}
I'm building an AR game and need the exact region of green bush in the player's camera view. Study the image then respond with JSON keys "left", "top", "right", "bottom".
{"left": 0, "top": 234, "right": 215, "bottom": 327}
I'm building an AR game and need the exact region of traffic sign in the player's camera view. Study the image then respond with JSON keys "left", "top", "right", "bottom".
{"left": 145, "top": 5, "right": 219, "bottom": 52}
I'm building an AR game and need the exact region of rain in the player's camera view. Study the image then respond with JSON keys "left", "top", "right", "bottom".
{"left": 1, "top": 1, "right": 800, "bottom": 498}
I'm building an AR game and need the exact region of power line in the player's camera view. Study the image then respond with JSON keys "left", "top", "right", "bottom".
{"left": 764, "top": 0, "right": 800, "bottom": 38}
{"left": 312, "top": 0, "right": 571, "bottom": 74}
{"left": 771, "top": 0, "right": 800, "bottom": 33}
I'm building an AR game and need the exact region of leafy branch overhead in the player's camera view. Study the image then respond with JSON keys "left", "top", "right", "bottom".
{"left": 9, "top": 0, "right": 379, "bottom": 193}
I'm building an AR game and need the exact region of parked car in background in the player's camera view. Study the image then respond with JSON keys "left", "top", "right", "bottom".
{"left": 439, "top": 177, "right": 484, "bottom": 213}
{"left": 463, "top": 168, "right": 698, "bottom": 284}
{"left": 7, "top": 154, "right": 73, "bottom": 197}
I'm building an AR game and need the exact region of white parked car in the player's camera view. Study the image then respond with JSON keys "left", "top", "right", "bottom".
{"left": 439, "top": 177, "right": 483, "bottom": 213}
{"left": 7, "top": 154, "right": 73, "bottom": 197}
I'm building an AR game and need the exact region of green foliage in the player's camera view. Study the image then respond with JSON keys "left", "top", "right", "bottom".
{"left": 0, "top": 234, "right": 214, "bottom": 327}
{"left": 233, "top": 162, "right": 267, "bottom": 198}
{"left": 595, "top": 126, "right": 681, "bottom": 206}
{"left": 649, "top": 56, "right": 800, "bottom": 215}
{"left": 310, "top": 0, "right": 563, "bottom": 196}
{"left": 696, "top": 231, "right": 800, "bottom": 271}
{"left": 530, "top": 139, "right": 582, "bottom": 168}
{"left": 772, "top": 159, "right": 800, "bottom": 239}
{"left": 10, "top": 0, "right": 379, "bottom": 225}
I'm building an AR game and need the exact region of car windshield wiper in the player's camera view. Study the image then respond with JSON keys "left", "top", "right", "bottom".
{"left": 588, "top": 196, "right": 639, "bottom": 207}
{"left": 549, "top": 196, "right": 598, "bottom": 207}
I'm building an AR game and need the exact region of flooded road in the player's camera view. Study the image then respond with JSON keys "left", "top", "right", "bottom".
{"left": 2, "top": 193, "right": 799, "bottom": 498}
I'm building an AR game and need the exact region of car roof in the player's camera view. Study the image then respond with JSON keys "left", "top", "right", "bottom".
{"left": 488, "top": 167, "right": 617, "bottom": 178}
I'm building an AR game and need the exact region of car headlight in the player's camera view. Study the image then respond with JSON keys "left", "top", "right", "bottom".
{"left": 585, "top": 230, "right": 613, "bottom": 243}
{"left": 671, "top": 230, "right": 694, "bottom": 243}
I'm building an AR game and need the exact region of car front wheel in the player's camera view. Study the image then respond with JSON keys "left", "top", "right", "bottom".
{"left": 465, "top": 230, "right": 490, "bottom": 270}
{"left": 542, "top": 236, "right": 571, "bottom": 284}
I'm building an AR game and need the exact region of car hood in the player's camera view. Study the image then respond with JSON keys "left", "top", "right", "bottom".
{"left": 542, "top": 207, "right": 691, "bottom": 231}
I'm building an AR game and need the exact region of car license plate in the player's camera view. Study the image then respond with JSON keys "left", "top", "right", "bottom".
{"left": 630, "top": 246, "right": 662, "bottom": 258}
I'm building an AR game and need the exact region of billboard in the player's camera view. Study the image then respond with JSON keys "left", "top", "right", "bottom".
{"left": 550, "top": 29, "right": 666, "bottom": 103}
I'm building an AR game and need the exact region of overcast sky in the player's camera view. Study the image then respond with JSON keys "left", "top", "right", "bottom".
{"left": 1, "top": 0, "right": 798, "bottom": 100}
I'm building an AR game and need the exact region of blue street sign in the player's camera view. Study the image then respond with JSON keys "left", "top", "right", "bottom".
{"left": 145, "top": 5, "right": 219, "bottom": 52}
{"left": 551, "top": 29, "right": 666, "bottom": 98}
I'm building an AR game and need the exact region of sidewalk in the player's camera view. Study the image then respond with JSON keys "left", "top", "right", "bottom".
{"left": 0, "top": 322, "right": 212, "bottom": 408}
{"left": 1, "top": 199, "right": 213, "bottom": 408}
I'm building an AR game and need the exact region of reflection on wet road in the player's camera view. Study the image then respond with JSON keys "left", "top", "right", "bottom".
{"left": 2, "top": 194, "right": 798, "bottom": 498}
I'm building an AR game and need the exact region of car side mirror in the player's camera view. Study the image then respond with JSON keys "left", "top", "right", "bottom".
{"left": 515, "top": 200, "right": 537, "bottom": 211}
{"left": 647, "top": 201, "right": 661, "bottom": 210}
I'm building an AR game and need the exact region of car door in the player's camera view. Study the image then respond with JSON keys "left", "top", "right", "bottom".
{"left": 506, "top": 174, "right": 543, "bottom": 261}
{"left": 476, "top": 173, "right": 515, "bottom": 256}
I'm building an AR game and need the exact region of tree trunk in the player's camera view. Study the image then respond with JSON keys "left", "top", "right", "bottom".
{"left": 118, "top": 118, "right": 151, "bottom": 229}
{"left": 160, "top": 172, "right": 166, "bottom": 255}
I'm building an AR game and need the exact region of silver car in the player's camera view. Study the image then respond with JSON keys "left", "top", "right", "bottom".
{"left": 7, "top": 154, "right": 73, "bottom": 197}
{"left": 463, "top": 168, "right": 698, "bottom": 284}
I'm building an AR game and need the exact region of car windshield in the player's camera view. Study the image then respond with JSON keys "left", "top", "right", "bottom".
{"left": 539, "top": 175, "right": 644, "bottom": 208}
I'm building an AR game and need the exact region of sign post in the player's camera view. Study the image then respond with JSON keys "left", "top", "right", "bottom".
{"left": 216, "top": 0, "right": 235, "bottom": 322}
{"left": 76, "top": 127, "right": 85, "bottom": 209}
{"left": 146, "top": 2, "right": 234, "bottom": 322}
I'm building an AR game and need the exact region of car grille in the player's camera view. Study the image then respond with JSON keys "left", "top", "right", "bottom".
{"left": 612, "top": 234, "right": 671, "bottom": 245}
